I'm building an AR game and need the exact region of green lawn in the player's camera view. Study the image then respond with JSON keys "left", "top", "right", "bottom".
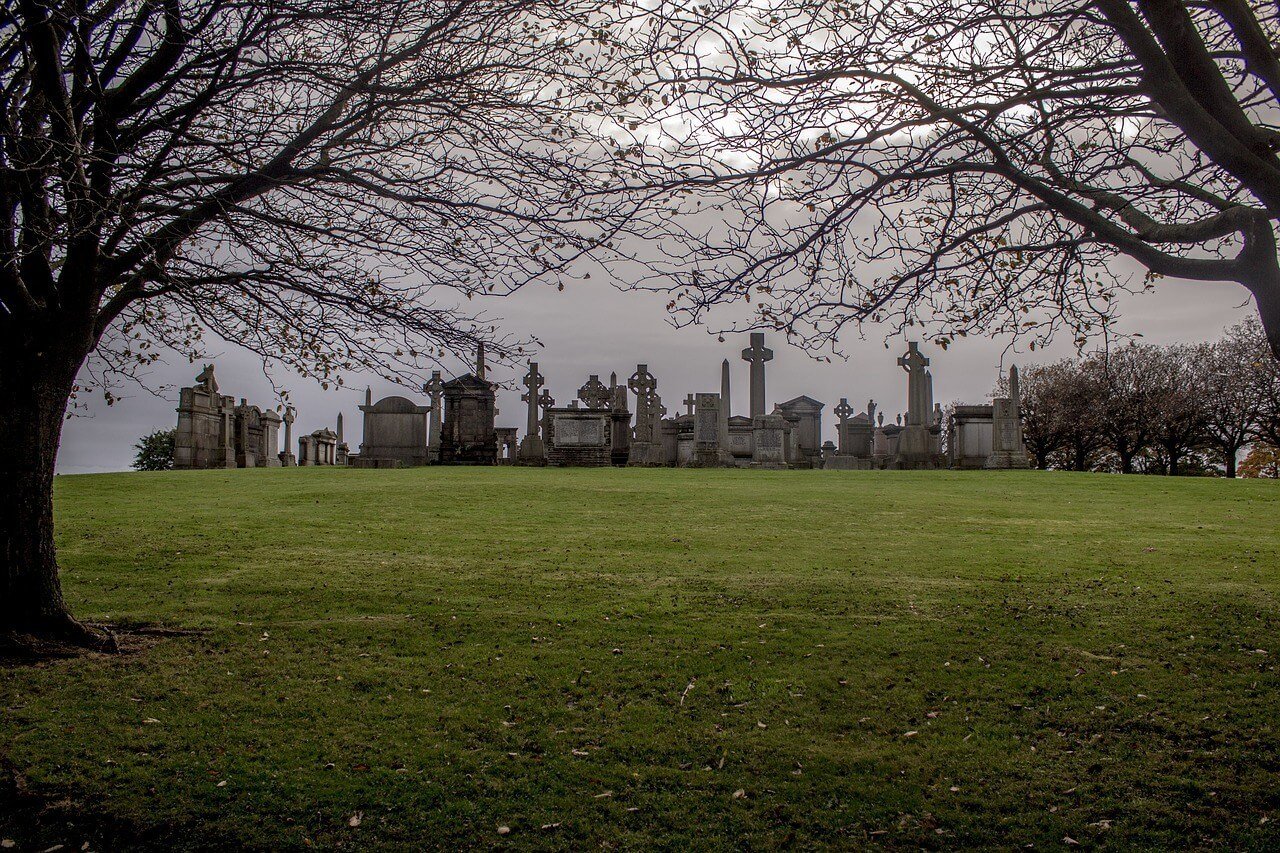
{"left": 2, "top": 468, "right": 1278, "bottom": 849}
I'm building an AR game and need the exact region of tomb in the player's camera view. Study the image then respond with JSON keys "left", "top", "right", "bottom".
{"left": 355, "top": 388, "right": 430, "bottom": 467}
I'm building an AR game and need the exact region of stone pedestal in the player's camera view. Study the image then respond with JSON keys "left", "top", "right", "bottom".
{"left": 547, "top": 409, "right": 613, "bottom": 466}
{"left": 750, "top": 414, "right": 787, "bottom": 469}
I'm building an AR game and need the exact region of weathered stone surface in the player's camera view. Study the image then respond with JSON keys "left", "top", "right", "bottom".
{"left": 547, "top": 408, "right": 613, "bottom": 466}
{"left": 358, "top": 392, "right": 430, "bottom": 467}
{"left": 740, "top": 333, "right": 774, "bottom": 419}
{"left": 986, "top": 365, "right": 1030, "bottom": 469}
{"left": 750, "top": 413, "right": 787, "bottom": 468}
{"left": 950, "top": 404, "right": 994, "bottom": 469}
{"left": 777, "top": 395, "right": 824, "bottom": 468}
{"left": 440, "top": 369, "right": 497, "bottom": 465}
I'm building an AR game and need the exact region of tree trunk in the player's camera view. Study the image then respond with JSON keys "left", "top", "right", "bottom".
{"left": 1118, "top": 444, "right": 1134, "bottom": 474}
{"left": 0, "top": 346, "right": 113, "bottom": 652}
{"left": 1225, "top": 451, "right": 1237, "bottom": 478}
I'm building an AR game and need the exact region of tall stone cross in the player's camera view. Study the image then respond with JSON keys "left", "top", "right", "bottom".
{"left": 897, "top": 342, "right": 930, "bottom": 426}
{"left": 684, "top": 393, "right": 697, "bottom": 416}
{"left": 521, "top": 361, "right": 545, "bottom": 440}
{"left": 538, "top": 387, "right": 555, "bottom": 434}
{"left": 740, "top": 332, "right": 774, "bottom": 418}
{"left": 628, "top": 364, "right": 657, "bottom": 442}
{"left": 578, "top": 375, "right": 610, "bottom": 409}
{"left": 833, "top": 398, "right": 855, "bottom": 454}
{"left": 423, "top": 371, "right": 445, "bottom": 454}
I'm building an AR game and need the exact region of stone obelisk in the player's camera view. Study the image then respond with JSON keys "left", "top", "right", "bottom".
{"left": 719, "top": 359, "right": 732, "bottom": 447}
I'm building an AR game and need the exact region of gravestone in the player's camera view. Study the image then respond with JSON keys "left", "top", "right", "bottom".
{"left": 894, "top": 342, "right": 940, "bottom": 469}
{"left": 260, "top": 409, "right": 282, "bottom": 467}
{"left": 356, "top": 391, "right": 430, "bottom": 467}
{"left": 986, "top": 365, "right": 1030, "bottom": 469}
{"left": 547, "top": 407, "right": 613, "bottom": 466}
{"left": 518, "top": 361, "right": 547, "bottom": 464}
{"left": 424, "top": 371, "right": 444, "bottom": 463}
{"left": 578, "top": 375, "right": 611, "bottom": 410}
{"left": 496, "top": 427, "right": 519, "bottom": 464}
{"left": 740, "top": 333, "right": 774, "bottom": 419}
{"left": 627, "top": 364, "right": 660, "bottom": 465}
{"left": 751, "top": 413, "right": 787, "bottom": 469}
{"left": 949, "top": 405, "right": 994, "bottom": 469}
{"left": 609, "top": 384, "right": 631, "bottom": 466}
{"left": 720, "top": 359, "right": 733, "bottom": 448}
{"left": 690, "top": 393, "right": 729, "bottom": 467}
{"left": 280, "top": 406, "right": 297, "bottom": 466}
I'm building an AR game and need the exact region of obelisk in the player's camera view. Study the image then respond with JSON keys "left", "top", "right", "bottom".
{"left": 719, "top": 358, "right": 732, "bottom": 447}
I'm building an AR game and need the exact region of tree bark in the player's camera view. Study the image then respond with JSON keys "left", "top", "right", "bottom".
{"left": 0, "top": 343, "right": 113, "bottom": 652}
{"left": 1225, "top": 449, "right": 1237, "bottom": 478}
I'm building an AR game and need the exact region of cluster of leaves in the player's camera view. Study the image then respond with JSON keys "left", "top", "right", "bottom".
{"left": 1019, "top": 319, "right": 1280, "bottom": 476}
{"left": 132, "top": 429, "right": 176, "bottom": 472}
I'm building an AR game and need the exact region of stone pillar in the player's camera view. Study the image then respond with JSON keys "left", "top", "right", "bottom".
{"left": 740, "top": 333, "right": 774, "bottom": 419}
{"left": 719, "top": 359, "right": 732, "bottom": 448}
{"left": 260, "top": 410, "right": 283, "bottom": 467}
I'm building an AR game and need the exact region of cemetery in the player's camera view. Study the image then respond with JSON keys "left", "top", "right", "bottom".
{"left": 169, "top": 333, "right": 1029, "bottom": 475}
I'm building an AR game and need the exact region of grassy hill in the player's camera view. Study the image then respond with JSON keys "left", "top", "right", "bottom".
{"left": 2, "top": 468, "right": 1278, "bottom": 849}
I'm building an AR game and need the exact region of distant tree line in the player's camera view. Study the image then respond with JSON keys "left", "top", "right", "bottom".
{"left": 1020, "top": 320, "right": 1280, "bottom": 477}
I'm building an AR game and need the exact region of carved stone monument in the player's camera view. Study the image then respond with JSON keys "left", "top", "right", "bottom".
{"left": 518, "top": 361, "right": 547, "bottom": 464}
{"left": 740, "top": 333, "right": 774, "bottom": 419}
{"left": 751, "top": 413, "right": 787, "bottom": 469}
{"left": 356, "top": 389, "right": 430, "bottom": 467}
{"left": 986, "top": 365, "right": 1030, "bottom": 469}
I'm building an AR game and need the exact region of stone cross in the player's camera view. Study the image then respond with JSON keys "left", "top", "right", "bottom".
{"left": 833, "top": 397, "right": 854, "bottom": 454}
{"left": 897, "top": 342, "right": 930, "bottom": 426}
{"left": 538, "top": 388, "right": 555, "bottom": 436}
{"left": 578, "top": 375, "right": 611, "bottom": 409}
{"left": 684, "top": 393, "right": 697, "bottom": 416}
{"left": 628, "top": 364, "right": 658, "bottom": 442}
{"left": 740, "top": 332, "right": 774, "bottom": 419}
{"left": 521, "top": 361, "right": 545, "bottom": 441}
{"left": 424, "top": 371, "right": 444, "bottom": 453}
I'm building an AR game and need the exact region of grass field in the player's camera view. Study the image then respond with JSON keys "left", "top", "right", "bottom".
{"left": 2, "top": 467, "right": 1278, "bottom": 849}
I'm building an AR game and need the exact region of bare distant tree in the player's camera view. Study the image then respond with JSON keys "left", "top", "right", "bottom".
{"left": 1147, "top": 345, "right": 1209, "bottom": 475}
{"left": 634, "top": 0, "right": 1280, "bottom": 359}
{"left": 1088, "top": 346, "right": 1162, "bottom": 474}
{"left": 0, "top": 0, "right": 663, "bottom": 649}
{"left": 1200, "top": 320, "right": 1268, "bottom": 476}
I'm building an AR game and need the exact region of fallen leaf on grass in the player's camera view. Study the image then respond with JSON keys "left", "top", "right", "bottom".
{"left": 497, "top": 826, "right": 511, "bottom": 835}
{"left": 216, "top": 780, "right": 227, "bottom": 788}
{"left": 541, "top": 823, "right": 561, "bottom": 830}
{"left": 142, "top": 718, "right": 161, "bottom": 724}
{"left": 348, "top": 812, "right": 362, "bottom": 827}
{"left": 904, "top": 731, "right": 918, "bottom": 738}
{"left": 732, "top": 789, "right": 746, "bottom": 799}
{"left": 1064, "top": 836, "right": 1079, "bottom": 845}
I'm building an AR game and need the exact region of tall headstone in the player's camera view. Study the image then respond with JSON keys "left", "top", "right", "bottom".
{"left": 424, "top": 371, "right": 444, "bottom": 463}
{"left": 834, "top": 398, "right": 854, "bottom": 455}
{"left": 627, "top": 364, "right": 659, "bottom": 465}
{"left": 690, "top": 393, "right": 729, "bottom": 467}
{"left": 280, "top": 406, "right": 297, "bottom": 466}
{"left": 518, "top": 361, "right": 547, "bottom": 463}
{"left": 609, "top": 383, "right": 631, "bottom": 466}
{"left": 986, "top": 364, "right": 1030, "bottom": 469}
{"left": 740, "top": 333, "right": 774, "bottom": 419}
{"left": 894, "top": 342, "right": 938, "bottom": 468}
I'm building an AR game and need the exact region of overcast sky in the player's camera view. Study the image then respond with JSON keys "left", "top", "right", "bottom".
{"left": 58, "top": 267, "right": 1256, "bottom": 474}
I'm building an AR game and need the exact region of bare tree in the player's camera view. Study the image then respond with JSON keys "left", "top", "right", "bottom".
{"left": 1088, "top": 345, "right": 1162, "bottom": 473}
{"left": 1147, "top": 344, "right": 1209, "bottom": 475}
{"left": 632, "top": 0, "right": 1280, "bottom": 359}
{"left": 0, "top": 0, "right": 663, "bottom": 649}
{"left": 1200, "top": 320, "right": 1268, "bottom": 476}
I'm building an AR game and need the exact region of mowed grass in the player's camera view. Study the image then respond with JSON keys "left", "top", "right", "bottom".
{"left": 2, "top": 468, "right": 1278, "bottom": 850}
